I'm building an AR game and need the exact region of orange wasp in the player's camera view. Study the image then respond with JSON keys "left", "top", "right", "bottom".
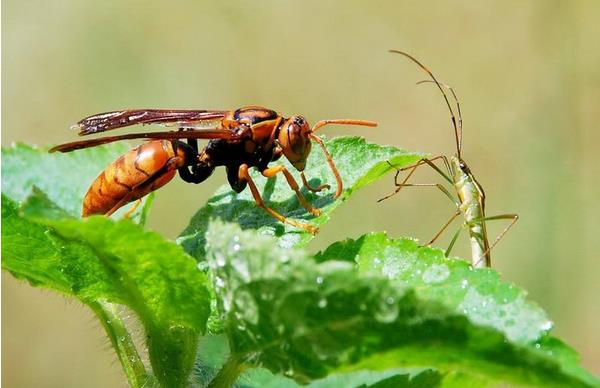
{"left": 50, "top": 106, "right": 376, "bottom": 234}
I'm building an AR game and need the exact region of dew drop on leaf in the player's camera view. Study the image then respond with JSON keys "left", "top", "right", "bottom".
{"left": 422, "top": 264, "right": 450, "bottom": 284}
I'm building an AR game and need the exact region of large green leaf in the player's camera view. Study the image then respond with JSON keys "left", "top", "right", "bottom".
{"left": 2, "top": 147, "right": 211, "bottom": 388}
{"left": 2, "top": 194, "right": 211, "bottom": 386}
{"left": 178, "top": 136, "right": 423, "bottom": 259}
{"left": 203, "top": 221, "right": 599, "bottom": 387}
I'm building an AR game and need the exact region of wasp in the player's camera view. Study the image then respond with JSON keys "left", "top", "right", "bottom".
{"left": 50, "top": 106, "right": 376, "bottom": 234}
{"left": 379, "top": 51, "right": 518, "bottom": 268}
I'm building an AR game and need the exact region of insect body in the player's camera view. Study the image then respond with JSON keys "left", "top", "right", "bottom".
{"left": 51, "top": 106, "right": 376, "bottom": 234}
{"left": 379, "top": 51, "right": 518, "bottom": 268}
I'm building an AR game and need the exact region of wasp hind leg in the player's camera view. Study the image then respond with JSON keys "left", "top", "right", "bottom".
{"left": 122, "top": 199, "right": 142, "bottom": 218}
{"left": 238, "top": 164, "right": 318, "bottom": 234}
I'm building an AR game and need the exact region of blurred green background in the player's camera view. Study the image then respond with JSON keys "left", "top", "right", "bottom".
{"left": 2, "top": 1, "right": 599, "bottom": 386}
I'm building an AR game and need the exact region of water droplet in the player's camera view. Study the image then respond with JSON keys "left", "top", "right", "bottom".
{"left": 197, "top": 261, "right": 209, "bottom": 271}
{"left": 535, "top": 343, "right": 541, "bottom": 349}
{"left": 232, "top": 243, "right": 241, "bottom": 251}
{"left": 460, "top": 279, "right": 469, "bottom": 289}
{"left": 422, "top": 264, "right": 450, "bottom": 284}
{"left": 215, "top": 253, "right": 226, "bottom": 267}
{"left": 234, "top": 290, "right": 259, "bottom": 325}
{"left": 316, "top": 276, "right": 324, "bottom": 285}
{"left": 318, "top": 298, "right": 328, "bottom": 308}
{"left": 375, "top": 294, "right": 399, "bottom": 323}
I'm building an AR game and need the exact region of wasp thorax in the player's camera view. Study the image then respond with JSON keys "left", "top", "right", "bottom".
{"left": 278, "top": 115, "right": 312, "bottom": 171}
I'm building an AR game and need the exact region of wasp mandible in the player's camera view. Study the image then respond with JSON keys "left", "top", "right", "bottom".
{"left": 50, "top": 106, "right": 377, "bottom": 234}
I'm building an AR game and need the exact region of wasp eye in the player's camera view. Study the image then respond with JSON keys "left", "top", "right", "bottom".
{"left": 294, "top": 117, "right": 305, "bottom": 125}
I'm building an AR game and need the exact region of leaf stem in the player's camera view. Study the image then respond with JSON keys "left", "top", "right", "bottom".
{"left": 208, "top": 355, "right": 246, "bottom": 388}
{"left": 91, "top": 300, "right": 149, "bottom": 388}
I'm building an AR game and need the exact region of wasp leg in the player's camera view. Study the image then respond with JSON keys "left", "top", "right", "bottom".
{"left": 238, "top": 164, "right": 318, "bottom": 234}
{"left": 300, "top": 172, "right": 330, "bottom": 193}
{"left": 262, "top": 165, "right": 321, "bottom": 216}
{"left": 122, "top": 199, "right": 142, "bottom": 219}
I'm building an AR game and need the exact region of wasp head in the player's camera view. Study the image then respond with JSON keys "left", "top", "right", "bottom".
{"left": 278, "top": 115, "right": 312, "bottom": 171}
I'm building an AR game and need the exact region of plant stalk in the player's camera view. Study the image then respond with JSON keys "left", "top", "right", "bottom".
{"left": 91, "top": 300, "right": 149, "bottom": 388}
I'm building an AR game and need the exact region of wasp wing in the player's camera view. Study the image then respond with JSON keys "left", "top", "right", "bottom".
{"left": 49, "top": 129, "right": 241, "bottom": 153}
{"left": 74, "top": 109, "right": 228, "bottom": 135}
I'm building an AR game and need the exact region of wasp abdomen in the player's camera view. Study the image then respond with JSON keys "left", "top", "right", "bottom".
{"left": 82, "top": 140, "right": 181, "bottom": 216}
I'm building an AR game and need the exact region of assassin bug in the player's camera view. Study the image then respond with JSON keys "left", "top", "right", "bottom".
{"left": 379, "top": 50, "right": 518, "bottom": 268}
{"left": 50, "top": 106, "right": 376, "bottom": 234}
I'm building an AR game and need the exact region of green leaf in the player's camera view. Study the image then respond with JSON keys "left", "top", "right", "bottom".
{"left": 2, "top": 194, "right": 211, "bottom": 387}
{"left": 178, "top": 136, "right": 423, "bottom": 259}
{"left": 1, "top": 143, "right": 151, "bottom": 221}
{"left": 317, "top": 232, "right": 599, "bottom": 387}
{"left": 203, "top": 221, "right": 599, "bottom": 387}
{"left": 238, "top": 367, "right": 443, "bottom": 388}
{"left": 316, "top": 233, "right": 551, "bottom": 344}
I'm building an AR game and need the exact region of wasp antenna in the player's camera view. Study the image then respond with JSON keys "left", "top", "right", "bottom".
{"left": 416, "top": 80, "right": 463, "bottom": 153}
{"left": 309, "top": 133, "right": 343, "bottom": 198}
{"left": 389, "top": 49, "right": 462, "bottom": 158}
{"left": 311, "top": 119, "right": 377, "bottom": 133}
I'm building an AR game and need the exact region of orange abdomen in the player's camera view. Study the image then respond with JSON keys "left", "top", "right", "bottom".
{"left": 82, "top": 140, "right": 181, "bottom": 216}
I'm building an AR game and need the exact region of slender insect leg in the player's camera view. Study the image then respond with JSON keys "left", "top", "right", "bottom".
{"left": 427, "top": 209, "right": 462, "bottom": 245}
{"left": 301, "top": 171, "right": 330, "bottom": 193}
{"left": 238, "top": 164, "right": 318, "bottom": 235}
{"left": 445, "top": 223, "right": 467, "bottom": 257}
{"left": 379, "top": 183, "right": 460, "bottom": 207}
{"left": 378, "top": 156, "right": 452, "bottom": 202}
{"left": 468, "top": 214, "right": 519, "bottom": 261}
{"left": 262, "top": 166, "right": 321, "bottom": 216}
{"left": 122, "top": 199, "right": 142, "bottom": 219}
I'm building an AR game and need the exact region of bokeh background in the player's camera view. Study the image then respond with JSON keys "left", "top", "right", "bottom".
{"left": 3, "top": 1, "right": 599, "bottom": 386}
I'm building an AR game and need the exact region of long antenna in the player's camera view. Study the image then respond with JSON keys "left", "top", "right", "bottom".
{"left": 416, "top": 80, "right": 463, "bottom": 154}
{"left": 389, "top": 50, "right": 463, "bottom": 158}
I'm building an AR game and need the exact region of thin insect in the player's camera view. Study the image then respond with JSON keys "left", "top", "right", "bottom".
{"left": 51, "top": 106, "right": 377, "bottom": 234}
{"left": 379, "top": 50, "right": 518, "bottom": 268}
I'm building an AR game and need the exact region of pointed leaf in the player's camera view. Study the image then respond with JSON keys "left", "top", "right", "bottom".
{"left": 178, "top": 136, "right": 423, "bottom": 259}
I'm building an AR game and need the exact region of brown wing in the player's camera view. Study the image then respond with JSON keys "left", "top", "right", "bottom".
{"left": 49, "top": 129, "right": 241, "bottom": 153}
{"left": 74, "top": 109, "right": 229, "bottom": 135}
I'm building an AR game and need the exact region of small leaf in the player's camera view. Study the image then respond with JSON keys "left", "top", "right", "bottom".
{"left": 178, "top": 136, "right": 423, "bottom": 259}
{"left": 203, "top": 221, "right": 599, "bottom": 387}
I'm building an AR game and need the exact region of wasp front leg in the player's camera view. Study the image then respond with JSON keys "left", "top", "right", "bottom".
{"left": 238, "top": 164, "right": 318, "bottom": 234}
{"left": 261, "top": 165, "right": 321, "bottom": 216}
